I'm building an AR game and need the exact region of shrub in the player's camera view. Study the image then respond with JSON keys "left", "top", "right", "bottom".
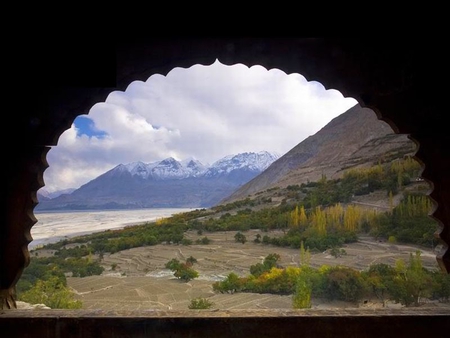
{"left": 188, "top": 297, "right": 214, "bottom": 309}
{"left": 234, "top": 232, "right": 247, "bottom": 244}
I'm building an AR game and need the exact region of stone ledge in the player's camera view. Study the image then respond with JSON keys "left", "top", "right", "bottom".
{"left": 2, "top": 309, "right": 449, "bottom": 338}
{"left": 2, "top": 307, "right": 450, "bottom": 318}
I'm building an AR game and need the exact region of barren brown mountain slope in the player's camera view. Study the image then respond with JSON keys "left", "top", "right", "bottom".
{"left": 221, "top": 105, "right": 416, "bottom": 204}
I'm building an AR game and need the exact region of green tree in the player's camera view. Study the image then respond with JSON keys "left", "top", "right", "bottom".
{"left": 323, "top": 266, "right": 366, "bottom": 302}
{"left": 389, "top": 251, "right": 433, "bottom": 306}
{"left": 212, "top": 272, "right": 243, "bottom": 293}
{"left": 292, "top": 273, "right": 312, "bottom": 309}
{"left": 186, "top": 256, "right": 198, "bottom": 266}
{"left": 263, "top": 253, "right": 280, "bottom": 269}
{"left": 165, "top": 257, "right": 199, "bottom": 282}
{"left": 299, "top": 241, "right": 311, "bottom": 267}
{"left": 165, "top": 258, "right": 181, "bottom": 271}
{"left": 330, "top": 247, "right": 347, "bottom": 258}
{"left": 362, "top": 263, "right": 396, "bottom": 304}
{"left": 16, "top": 257, "right": 66, "bottom": 294}
{"left": 19, "top": 276, "right": 82, "bottom": 309}
{"left": 250, "top": 253, "right": 280, "bottom": 277}
{"left": 234, "top": 232, "right": 247, "bottom": 244}
{"left": 174, "top": 264, "right": 199, "bottom": 282}
{"left": 430, "top": 270, "right": 450, "bottom": 303}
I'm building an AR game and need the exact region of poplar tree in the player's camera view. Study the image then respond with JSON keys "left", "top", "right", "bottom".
{"left": 289, "top": 205, "right": 300, "bottom": 229}
{"left": 299, "top": 241, "right": 311, "bottom": 267}
{"left": 311, "top": 206, "right": 326, "bottom": 236}
{"left": 326, "top": 203, "right": 344, "bottom": 230}
{"left": 299, "top": 205, "right": 308, "bottom": 226}
{"left": 293, "top": 273, "right": 312, "bottom": 309}
{"left": 343, "top": 205, "right": 361, "bottom": 232}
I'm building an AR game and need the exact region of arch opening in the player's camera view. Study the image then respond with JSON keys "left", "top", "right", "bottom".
{"left": 2, "top": 39, "right": 449, "bottom": 338}
{"left": 21, "top": 60, "right": 446, "bottom": 312}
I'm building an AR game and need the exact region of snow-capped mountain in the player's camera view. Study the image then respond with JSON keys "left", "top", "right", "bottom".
{"left": 183, "top": 158, "right": 208, "bottom": 177}
{"left": 107, "top": 151, "right": 278, "bottom": 181}
{"left": 36, "top": 151, "right": 279, "bottom": 210}
{"left": 125, "top": 157, "right": 209, "bottom": 180}
{"left": 205, "top": 151, "right": 279, "bottom": 177}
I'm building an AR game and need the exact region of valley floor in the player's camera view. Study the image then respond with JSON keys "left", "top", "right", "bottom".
{"left": 66, "top": 230, "right": 449, "bottom": 312}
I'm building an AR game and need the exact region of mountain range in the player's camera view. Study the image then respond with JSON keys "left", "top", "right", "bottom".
{"left": 36, "top": 151, "right": 279, "bottom": 210}
{"left": 36, "top": 104, "right": 416, "bottom": 211}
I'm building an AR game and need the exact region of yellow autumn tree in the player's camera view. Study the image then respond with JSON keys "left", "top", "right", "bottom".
{"left": 311, "top": 206, "right": 327, "bottom": 236}
{"left": 289, "top": 205, "right": 300, "bottom": 229}
{"left": 299, "top": 205, "right": 308, "bottom": 226}
{"left": 343, "top": 205, "right": 362, "bottom": 232}
{"left": 326, "top": 203, "right": 344, "bottom": 230}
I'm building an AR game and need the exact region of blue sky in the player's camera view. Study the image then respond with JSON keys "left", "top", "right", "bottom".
{"left": 42, "top": 60, "right": 357, "bottom": 193}
{"left": 74, "top": 116, "right": 108, "bottom": 138}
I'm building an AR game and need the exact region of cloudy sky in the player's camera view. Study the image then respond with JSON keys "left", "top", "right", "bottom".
{"left": 42, "top": 60, "right": 358, "bottom": 194}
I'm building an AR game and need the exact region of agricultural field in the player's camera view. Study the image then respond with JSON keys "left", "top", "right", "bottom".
{"left": 67, "top": 229, "right": 443, "bottom": 311}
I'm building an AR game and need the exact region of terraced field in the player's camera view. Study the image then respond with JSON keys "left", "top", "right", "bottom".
{"left": 67, "top": 229, "right": 444, "bottom": 311}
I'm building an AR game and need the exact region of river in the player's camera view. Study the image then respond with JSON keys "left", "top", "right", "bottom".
{"left": 30, "top": 208, "right": 193, "bottom": 249}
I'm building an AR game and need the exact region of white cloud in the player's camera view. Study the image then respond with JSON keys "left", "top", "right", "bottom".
{"left": 43, "top": 60, "right": 357, "bottom": 193}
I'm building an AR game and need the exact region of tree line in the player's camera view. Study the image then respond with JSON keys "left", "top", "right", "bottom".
{"left": 212, "top": 251, "right": 450, "bottom": 308}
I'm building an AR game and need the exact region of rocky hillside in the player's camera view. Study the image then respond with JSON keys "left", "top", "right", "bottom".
{"left": 220, "top": 105, "right": 416, "bottom": 204}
